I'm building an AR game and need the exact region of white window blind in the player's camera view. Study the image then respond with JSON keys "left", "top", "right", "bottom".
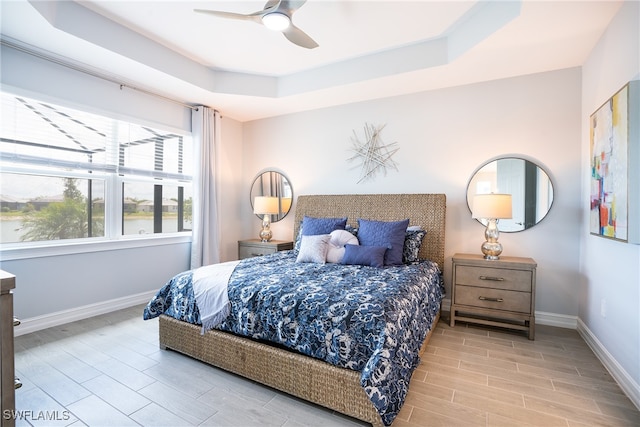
{"left": 0, "top": 92, "right": 192, "bottom": 180}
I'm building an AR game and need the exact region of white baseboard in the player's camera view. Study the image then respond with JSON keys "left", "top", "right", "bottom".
{"left": 577, "top": 319, "right": 640, "bottom": 411}
{"left": 14, "top": 291, "right": 155, "bottom": 336}
{"left": 535, "top": 311, "right": 578, "bottom": 329}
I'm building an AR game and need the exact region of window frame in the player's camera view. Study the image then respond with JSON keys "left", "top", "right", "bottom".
{"left": 119, "top": 175, "right": 193, "bottom": 236}
{"left": 0, "top": 90, "right": 194, "bottom": 260}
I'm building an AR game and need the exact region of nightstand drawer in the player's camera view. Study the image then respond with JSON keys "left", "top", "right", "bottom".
{"left": 237, "top": 239, "right": 294, "bottom": 260}
{"left": 455, "top": 265, "right": 532, "bottom": 292}
{"left": 454, "top": 285, "right": 532, "bottom": 314}
{"left": 238, "top": 245, "right": 276, "bottom": 259}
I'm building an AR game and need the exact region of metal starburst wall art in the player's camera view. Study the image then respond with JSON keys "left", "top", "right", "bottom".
{"left": 347, "top": 123, "right": 399, "bottom": 183}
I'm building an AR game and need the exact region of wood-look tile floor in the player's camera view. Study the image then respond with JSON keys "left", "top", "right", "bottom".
{"left": 12, "top": 305, "right": 640, "bottom": 426}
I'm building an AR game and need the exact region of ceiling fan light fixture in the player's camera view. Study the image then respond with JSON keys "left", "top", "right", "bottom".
{"left": 262, "top": 12, "right": 290, "bottom": 31}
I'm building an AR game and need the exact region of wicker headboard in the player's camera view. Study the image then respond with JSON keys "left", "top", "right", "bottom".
{"left": 294, "top": 194, "right": 446, "bottom": 269}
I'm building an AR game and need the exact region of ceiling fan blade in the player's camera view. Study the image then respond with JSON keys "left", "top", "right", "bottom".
{"left": 283, "top": 24, "right": 318, "bottom": 49}
{"left": 194, "top": 9, "right": 262, "bottom": 23}
{"left": 263, "top": 0, "right": 281, "bottom": 11}
{"left": 278, "top": 0, "right": 307, "bottom": 15}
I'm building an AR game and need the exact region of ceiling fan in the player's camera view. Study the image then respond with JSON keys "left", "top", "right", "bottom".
{"left": 194, "top": 0, "right": 318, "bottom": 49}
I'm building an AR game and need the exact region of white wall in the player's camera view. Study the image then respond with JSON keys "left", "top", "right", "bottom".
{"left": 580, "top": 0, "right": 640, "bottom": 398}
{"left": 241, "top": 68, "right": 583, "bottom": 320}
{"left": 0, "top": 44, "right": 191, "bottom": 131}
{"left": 2, "top": 243, "right": 190, "bottom": 323}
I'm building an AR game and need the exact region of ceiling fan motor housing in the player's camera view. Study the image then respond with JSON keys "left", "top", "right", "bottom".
{"left": 262, "top": 12, "right": 291, "bottom": 31}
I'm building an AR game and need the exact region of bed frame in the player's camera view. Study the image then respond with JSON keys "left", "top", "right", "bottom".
{"left": 159, "top": 193, "right": 446, "bottom": 426}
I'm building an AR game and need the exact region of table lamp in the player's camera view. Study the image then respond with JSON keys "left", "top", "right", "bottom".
{"left": 472, "top": 193, "right": 512, "bottom": 260}
{"left": 280, "top": 197, "right": 292, "bottom": 216}
{"left": 253, "top": 196, "right": 279, "bottom": 242}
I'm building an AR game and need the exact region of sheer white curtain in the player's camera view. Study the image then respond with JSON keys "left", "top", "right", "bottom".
{"left": 190, "top": 106, "right": 221, "bottom": 268}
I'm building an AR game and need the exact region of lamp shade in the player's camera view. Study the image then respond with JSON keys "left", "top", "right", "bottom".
{"left": 280, "top": 197, "right": 292, "bottom": 214}
{"left": 253, "top": 196, "right": 279, "bottom": 215}
{"left": 472, "top": 194, "right": 512, "bottom": 219}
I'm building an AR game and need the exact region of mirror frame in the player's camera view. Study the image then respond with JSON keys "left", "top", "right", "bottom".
{"left": 466, "top": 156, "right": 554, "bottom": 232}
{"left": 250, "top": 170, "right": 293, "bottom": 223}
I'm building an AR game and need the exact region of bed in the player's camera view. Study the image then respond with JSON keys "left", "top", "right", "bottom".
{"left": 144, "top": 193, "right": 446, "bottom": 427}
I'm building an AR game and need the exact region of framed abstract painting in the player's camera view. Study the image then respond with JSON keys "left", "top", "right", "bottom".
{"left": 590, "top": 81, "right": 639, "bottom": 244}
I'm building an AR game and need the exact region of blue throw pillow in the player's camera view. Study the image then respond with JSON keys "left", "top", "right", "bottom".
{"left": 293, "top": 223, "right": 304, "bottom": 253}
{"left": 301, "top": 216, "right": 347, "bottom": 236}
{"left": 341, "top": 244, "right": 386, "bottom": 268}
{"left": 357, "top": 218, "right": 409, "bottom": 266}
{"left": 403, "top": 229, "right": 427, "bottom": 263}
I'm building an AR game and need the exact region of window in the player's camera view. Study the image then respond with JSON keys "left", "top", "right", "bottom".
{"left": 122, "top": 182, "right": 192, "bottom": 235}
{"left": 0, "top": 91, "right": 192, "bottom": 246}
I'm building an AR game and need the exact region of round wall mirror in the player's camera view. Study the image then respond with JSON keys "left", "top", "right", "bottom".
{"left": 466, "top": 157, "right": 554, "bottom": 232}
{"left": 250, "top": 170, "right": 293, "bottom": 222}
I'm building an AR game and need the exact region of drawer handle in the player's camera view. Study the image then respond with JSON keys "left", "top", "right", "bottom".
{"left": 479, "top": 296, "right": 504, "bottom": 302}
{"left": 250, "top": 253, "right": 264, "bottom": 257}
{"left": 13, "top": 317, "right": 21, "bottom": 327}
{"left": 479, "top": 275, "right": 504, "bottom": 281}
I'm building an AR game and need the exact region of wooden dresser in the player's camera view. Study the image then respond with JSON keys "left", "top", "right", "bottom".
{"left": 1, "top": 270, "right": 18, "bottom": 427}
{"left": 450, "top": 253, "right": 537, "bottom": 340}
{"left": 238, "top": 239, "right": 293, "bottom": 260}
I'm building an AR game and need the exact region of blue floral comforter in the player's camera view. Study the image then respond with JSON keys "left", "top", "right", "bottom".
{"left": 143, "top": 251, "right": 443, "bottom": 426}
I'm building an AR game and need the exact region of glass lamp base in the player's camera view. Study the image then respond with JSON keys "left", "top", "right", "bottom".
{"left": 259, "top": 214, "right": 272, "bottom": 242}
{"left": 259, "top": 228, "right": 272, "bottom": 242}
{"left": 481, "top": 219, "right": 503, "bottom": 260}
{"left": 481, "top": 241, "right": 503, "bottom": 260}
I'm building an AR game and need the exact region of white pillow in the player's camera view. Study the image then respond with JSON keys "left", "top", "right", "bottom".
{"left": 296, "top": 234, "right": 331, "bottom": 264}
{"left": 326, "top": 229, "right": 359, "bottom": 263}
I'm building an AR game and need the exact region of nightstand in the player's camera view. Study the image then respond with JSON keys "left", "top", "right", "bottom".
{"left": 1, "top": 270, "right": 17, "bottom": 426}
{"left": 238, "top": 239, "right": 294, "bottom": 260}
{"left": 450, "top": 253, "right": 537, "bottom": 340}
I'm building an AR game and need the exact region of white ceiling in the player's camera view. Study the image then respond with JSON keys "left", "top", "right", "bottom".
{"left": 0, "top": 0, "right": 622, "bottom": 122}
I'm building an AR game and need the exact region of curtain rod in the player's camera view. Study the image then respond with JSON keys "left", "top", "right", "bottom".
{"left": 1, "top": 37, "right": 199, "bottom": 112}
